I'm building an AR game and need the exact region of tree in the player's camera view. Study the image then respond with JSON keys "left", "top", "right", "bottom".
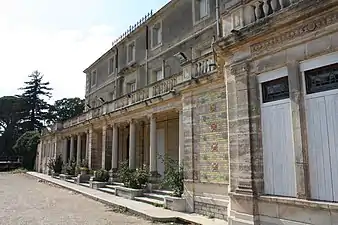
{"left": 19, "top": 70, "right": 53, "bottom": 131}
{"left": 0, "top": 96, "right": 28, "bottom": 156}
{"left": 13, "top": 131, "right": 40, "bottom": 170}
{"left": 49, "top": 97, "right": 85, "bottom": 122}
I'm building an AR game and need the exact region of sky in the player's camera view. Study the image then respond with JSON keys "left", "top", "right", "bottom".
{"left": 0, "top": 0, "right": 169, "bottom": 102}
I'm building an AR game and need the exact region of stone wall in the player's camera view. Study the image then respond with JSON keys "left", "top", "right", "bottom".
{"left": 195, "top": 200, "right": 228, "bottom": 221}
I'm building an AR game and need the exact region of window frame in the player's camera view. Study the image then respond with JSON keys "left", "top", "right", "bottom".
{"left": 151, "top": 21, "right": 162, "bottom": 49}
{"left": 91, "top": 69, "right": 97, "bottom": 88}
{"left": 108, "top": 55, "right": 116, "bottom": 76}
{"left": 127, "top": 40, "right": 136, "bottom": 64}
{"left": 193, "top": 0, "right": 210, "bottom": 24}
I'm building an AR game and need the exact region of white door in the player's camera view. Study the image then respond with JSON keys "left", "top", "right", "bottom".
{"left": 261, "top": 100, "right": 296, "bottom": 197}
{"left": 156, "top": 129, "right": 165, "bottom": 177}
{"left": 306, "top": 91, "right": 338, "bottom": 201}
{"left": 260, "top": 75, "right": 296, "bottom": 197}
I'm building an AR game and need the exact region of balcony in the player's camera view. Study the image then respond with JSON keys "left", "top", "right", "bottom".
{"left": 192, "top": 53, "right": 217, "bottom": 78}
{"left": 61, "top": 54, "right": 218, "bottom": 130}
{"left": 244, "top": 0, "right": 300, "bottom": 26}
{"left": 63, "top": 72, "right": 183, "bottom": 129}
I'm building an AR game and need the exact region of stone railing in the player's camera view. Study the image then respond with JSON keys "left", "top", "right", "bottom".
{"left": 245, "top": 0, "right": 300, "bottom": 25}
{"left": 193, "top": 53, "right": 217, "bottom": 78}
{"left": 62, "top": 72, "right": 184, "bottom": 129}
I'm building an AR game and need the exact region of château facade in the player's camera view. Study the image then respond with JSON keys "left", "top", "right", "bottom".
{"left": 37, "top": 0, "right": 338, "bottom": 224}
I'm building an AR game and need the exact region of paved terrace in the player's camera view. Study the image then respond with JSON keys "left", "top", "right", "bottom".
{"left": 27, "top": 172, "right": 226, "bottom": 225}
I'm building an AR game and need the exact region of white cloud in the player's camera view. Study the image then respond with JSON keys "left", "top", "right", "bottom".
{"left": 0, "top": 21, "right": 116, "bottom": 102}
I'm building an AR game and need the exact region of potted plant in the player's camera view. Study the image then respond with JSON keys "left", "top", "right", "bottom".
{"left": 47, "top": 155, "right": 63, "bottom": 177}
{"left": 160, "top": 155, "right": 186, "bottom": 212}
{"left": 79, "top": 159, "right": 89, "bottom": 175}
{"left": 115, "top": 161, "right": 150, "bottom": 199}
{"left": 89, "top": 169, "right": 109, "bottom": 189}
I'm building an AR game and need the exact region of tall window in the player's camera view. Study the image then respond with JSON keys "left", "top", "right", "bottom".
{"left": 155, "top": 69, "right": 163, "bottom": 81}
{"left": 108, "top": 56, "right": 116, "bottom": 75}
{"left": 129, "top": 82, "right": 136, "bottom": 92}
{"left": 152, "top": 22, "right": 162, "bottom": 48}
{"left": 127, "top": 41, "right": 135, "bottom": 63}
{"left": 194, "top": 0, "right": 209, "bottom": 22}
{"left": 91, "top": 70, "right": 97, "bottom": 87}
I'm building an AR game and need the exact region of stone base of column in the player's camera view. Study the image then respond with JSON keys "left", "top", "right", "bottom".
{"left": 109, "top": 168, "right": 119, "bottom": 184}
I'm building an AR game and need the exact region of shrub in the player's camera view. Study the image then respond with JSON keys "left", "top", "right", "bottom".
{"left": 62, "top": 158, "right": 76, "bottom": 175}
{"left": 93, "top": 169, "right": 109, "bottom": 182}
{"left": 160, "top": 155, "right": 184, "bottom": 197}
{"left": 118, "top": 161, "right": 149, "bottom": 189}
{"left": 47, "top": 155, "right": 63, "bottom": 174}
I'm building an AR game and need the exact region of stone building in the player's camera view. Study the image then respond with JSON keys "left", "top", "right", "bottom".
{"left": 37, "top": 0, "right": 338, "bottom": 224}
{"left": 215, "top": 0, "right": 338, "bottom": 224}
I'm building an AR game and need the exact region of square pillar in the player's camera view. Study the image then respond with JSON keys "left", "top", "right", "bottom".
{"left": 102, "top": 125, "right": 107, "bottom": 169}
{"left": 178, "top": 109, "right": 184, "bottom": 168}
{"left": 76, "top": 134, "right": 82, "bottom": 166}
{"left": 129, "top": 120, "right": 136, "bottom": 169}
{"left": 149, "top": 115, "right": 158, "bottom": 175}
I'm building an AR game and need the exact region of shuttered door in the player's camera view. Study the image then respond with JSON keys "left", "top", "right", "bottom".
{"left": 305, "top": 63, "right": 338, "bottom": 201}
{"left": 260, "top": 76, "right": 296, "bottom": 197}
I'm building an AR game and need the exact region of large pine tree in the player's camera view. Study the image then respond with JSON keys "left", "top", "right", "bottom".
{"left": 19, "top": 70, "right": 53, "bottom": 131}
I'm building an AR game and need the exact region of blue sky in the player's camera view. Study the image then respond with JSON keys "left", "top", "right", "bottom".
{"left": 0, "top": 0, "right": 169, "bottom": 101}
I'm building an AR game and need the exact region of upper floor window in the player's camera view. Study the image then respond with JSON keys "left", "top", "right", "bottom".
{"left": 155, "top": 68, "right": 163, "bottom": 81}
{"left": 151, "top": 22, "right": 162, "bottom": 49}
{"left": 127, "top": 41, "right": 136, "bottom": 64}
{"left": 194, "top": 0, "right": 209, "bottom": 23}
{"left": 128, "top": 82, "right": 136, "bottom": 92}
{"left": 108, "top": 55, "right": 116, "bottom": 75}
{"left": 91, "top": 70, "right": 97, "bottom": 87}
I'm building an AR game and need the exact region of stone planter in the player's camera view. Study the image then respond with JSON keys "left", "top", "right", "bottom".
{"left": 89, "top": 177, "right": 107, "bottom": 189}
{"left": 80, "top": 168, "right": 89, "bottom": 175}
{"left": 164, "top": 196, "right": 186, "bottom": 212}
{"left": 115, "top": 186, "right": 144, "bottom": 200}
{"left": 75, "top": 174, "right": 91, "bottom": 184}
{"left": 59, "top": 174, "right": 73, "bottom": 181}
{"left": 51, "top": 172, "right": 60, "bottom": 178}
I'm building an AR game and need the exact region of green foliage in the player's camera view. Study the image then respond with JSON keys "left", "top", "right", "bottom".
{"left": 11, "top": 167, "right": 28, "bottom": 174}
{"left": 62, "top": 158, "right": 76, "bottom": 175}
{"left": 118, "top": 161, "right": 150, "bottom": 189}
{"left": 47, "top": 155, "right": 63, "bottom": 174}
{"left": 48, "top": 97, "right": 85, "bottom": 122}
{"left": 12, "top": 131, "right": 40, "bottom": 170}
{"left": 18, "top": 70, "right": 53, "bottom": 131}
{"left": 93, "top": 169, "right": 109, "bottom": 182}
{"left": 160, "top": 155, "right": 184, "bottom": 197}
{"left": 0, "top": 96, "right": 28, "bottom": 156}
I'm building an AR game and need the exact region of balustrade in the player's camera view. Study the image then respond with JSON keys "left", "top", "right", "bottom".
{"left": 246, "top": 0, "right": 300, "bottom": 25}
{"left": 194, "top": 54, "right": 216, "bottom": 77}
{"left": 152, "top": 76, "right": 178, "bottom": 96}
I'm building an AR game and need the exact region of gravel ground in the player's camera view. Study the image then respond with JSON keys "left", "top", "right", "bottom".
{"left": 0, "top": 173, "right": 166, "bottom": 225}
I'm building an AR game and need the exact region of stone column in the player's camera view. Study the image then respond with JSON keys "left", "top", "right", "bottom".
{"left": 101, "top": 125, "right": 107, "bottom": 169}
{"left": 69, "top": 136, "right": 75, "bottom": 162}
{"left": 109, "top": 124, "right": 119, "bottom": 183}
{"left": 112, "top": 124, "right": 119, "bottom": 170}
{"left": 149, "top": 115, "right": 157, "bottom": 175}
{"left": 88, "top": 128, "right": 93, "bottom": 169}
{"left": 63, "top": 137, "right": 68, "bottom": 164}
{"left": 76, "top": 134, "right": 82, "bottom": 166}
{"left": 129, "top": 120, "right": 136, "bottom": 169}
{"left": 38, "top": 141, "right": 43, "bottom": 173}
{"left": 178, "top": 109, "right": 184, "bottom": 168}
{"left": 85, "top": 130, "right": 89, "bottom": 161}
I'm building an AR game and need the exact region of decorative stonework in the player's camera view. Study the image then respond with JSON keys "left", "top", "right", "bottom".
{"left": 230, "top": 62, "right": 248, "bottom": 75}
{"left": 211, "top": 143, "right": 218, "bottom": 152}
{"left": 210, "top": 123, "right": 217, "bottom": 132}
{"left": 251, "top": 11, "right": 338, "bottom": 55}
{"left": 210, "top": 103, "right": 216, "bottom": 112}
{"left": 211, "top": 162, "right": 219, "bottom": 172}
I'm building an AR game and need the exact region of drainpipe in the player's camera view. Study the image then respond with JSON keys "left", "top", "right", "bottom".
{"left": 216, "top": 0, "right": 221, "bottom": 38}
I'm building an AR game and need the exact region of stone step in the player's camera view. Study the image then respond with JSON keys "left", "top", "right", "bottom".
{"left": 111, "top": 182, "right": 124, "bottom": 186}
{"left": 79, "top": 183, "right": 90, "bottom": 187}
{"left": 143, "top": 192, "right": 170, "bottom": 201}
{"left": 152, "top": 189, "right": 174, "bottom": 196}
{"left": 105, "top": 184, "right": 121, "bottom": 189}
{"left": 99, "top": 187, "right": 116, "bottom": 195}
{"left": 134, "top": 196, "right": 164, "bottom": 207}
{"left": 66, "top": 179, "right": 75, "bottom": 183}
